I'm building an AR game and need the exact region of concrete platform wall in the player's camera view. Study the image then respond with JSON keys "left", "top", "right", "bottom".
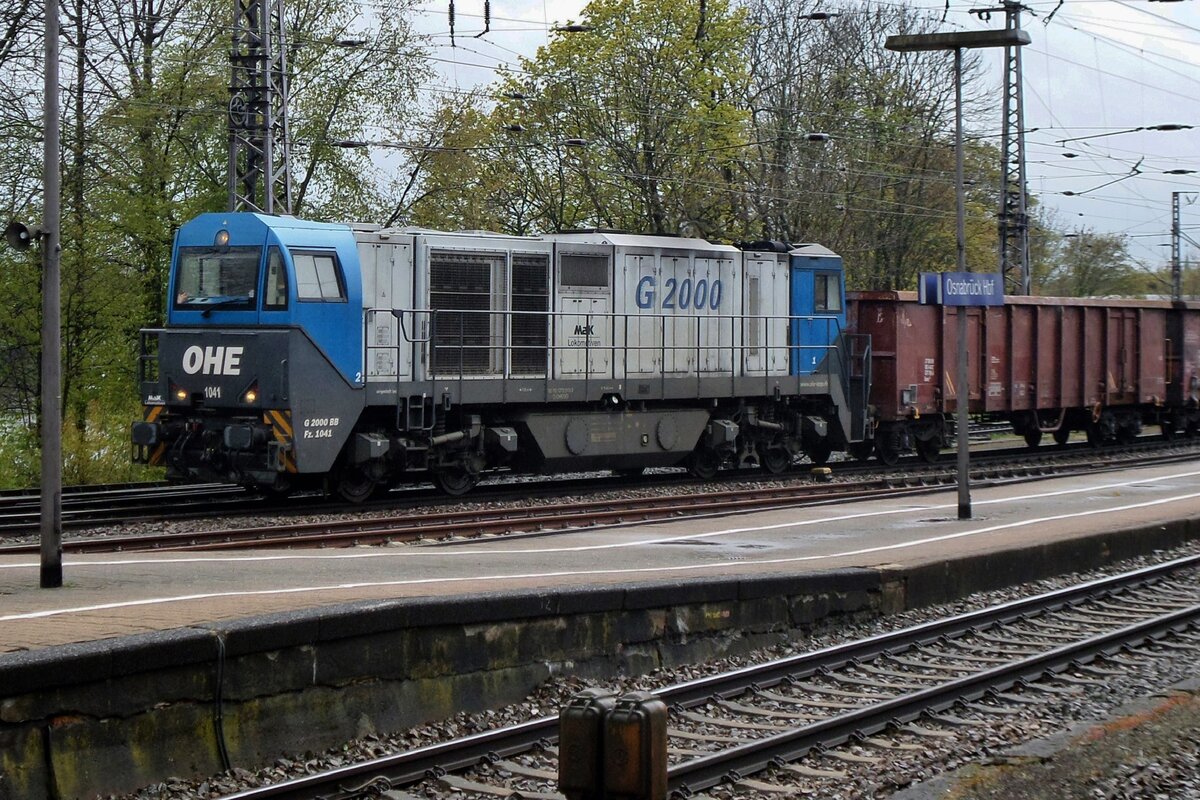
{"left": 1, "top": 517, "right": 1195, "bottom": 799}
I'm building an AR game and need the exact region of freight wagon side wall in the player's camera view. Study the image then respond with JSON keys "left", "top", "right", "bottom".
{"left": 847, "top": 292, "right": 944, "bottom": 422}
{"left": 849, "top": 292, "right": 1178, "bottom": 423}
{"left": 1168, "top": 304, "right": 1200, "bottom": 408}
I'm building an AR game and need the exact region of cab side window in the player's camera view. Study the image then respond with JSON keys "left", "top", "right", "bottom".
{"left": 814, "top": 273, "right": 843, "bottom": 313}
{"left": 263, "top": 247, "right": 288, "bottom": 310}
{"left": 293, "top": 251, "right": 346, "bottom": 301}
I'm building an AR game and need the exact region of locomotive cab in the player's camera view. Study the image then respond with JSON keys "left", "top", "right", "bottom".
{"left": 133, "top": 213, "right": 366, "bottom": 491}
{"left": 788, "top": 243, "right": 847, "bottom": 375}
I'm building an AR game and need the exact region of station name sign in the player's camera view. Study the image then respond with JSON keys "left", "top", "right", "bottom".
{"left": 919, "top": 272, "right": 1005, "bottom": 307}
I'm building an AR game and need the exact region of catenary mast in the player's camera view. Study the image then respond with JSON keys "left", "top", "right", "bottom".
{"left": 228, "top": 0, "right": 294, "bottom": 214}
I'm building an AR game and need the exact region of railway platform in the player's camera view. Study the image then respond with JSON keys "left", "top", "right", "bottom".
{"left": 2, "top": 459, "right": 1200, "bottom": 799}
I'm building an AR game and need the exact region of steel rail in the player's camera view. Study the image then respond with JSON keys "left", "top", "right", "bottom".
{"left": 0, "top": 435, "right": 1193, "bottom": 546}
{"left": 667, "top": 602, "right": 1199, "bottom": 796}
{"left": 5, "top": 436, "right": 1197, "bottom": 553}
{"left": 216, "top": 553, "right": 1200, "bottom": 800}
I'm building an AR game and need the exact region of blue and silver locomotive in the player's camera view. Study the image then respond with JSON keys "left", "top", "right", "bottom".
{"left": 131, "top": 212, "right": 872, "bottom": 500}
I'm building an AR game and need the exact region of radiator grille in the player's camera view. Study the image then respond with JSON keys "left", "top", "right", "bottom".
{"left": 512, "top": 253, "right": 549, "bottom": 375}
{"left": 430, "top": 251, "right": 506, "bottom": 375}
{"left": 559, "top": 254, "right": 609, "bottom": 288}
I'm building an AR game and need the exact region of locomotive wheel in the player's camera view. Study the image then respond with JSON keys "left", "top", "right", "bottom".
{"left": 1053, "top": 426, "right": 1071, "bottom": 445}
{"left": 612, "top": 467, "right": 646, "bottom": 478}
{"left": 434, "top": 467, "right": 480, "bottom": 496}
{"left": 687, "top": 449, "right": 721, "bottom": 480}
{"left": 1023, "top": 428, "right": 1042, "bottom": 448}
{"left": 914, "top": 436, "right": 941, "bottom": 463}
{"left": 803, "top": 441, "right": 833, "bottom": 467}
{"left": 848, "top": 442, "right": 874, "bottom": 462}
{"left": 761, "top": 446, "right": 792, "bottom": 474}
{"left": 334, "top": 467, "right": 377, "bottom": 504}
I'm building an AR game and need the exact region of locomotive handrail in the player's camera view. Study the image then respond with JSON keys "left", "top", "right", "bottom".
{"left": 391, "top": 308, "right": 432, "bottom": 343}
{"left": 365, "top": 307, "right": 845, "bottom": 388}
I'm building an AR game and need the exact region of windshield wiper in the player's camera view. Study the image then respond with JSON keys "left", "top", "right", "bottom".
{"left": 200, "top": 296, "right": 251, "bottom": 317}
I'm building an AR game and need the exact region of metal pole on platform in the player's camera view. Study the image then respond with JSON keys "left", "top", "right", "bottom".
{"left": 886, "top": 27, "right": 1029, "bottom": 522}
{"left": 953, "top": 47, "right": 971, "bottom": 520}
{"left": 40, "top": 0, "right": 63, "bottom": 587}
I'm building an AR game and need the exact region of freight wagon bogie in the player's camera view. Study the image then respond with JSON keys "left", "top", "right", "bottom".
{"left": 870, "top": 417, "right": 946, "bottom": 465}
{"left": 1011, "top": 406, "right": 1143, "bottom": 449}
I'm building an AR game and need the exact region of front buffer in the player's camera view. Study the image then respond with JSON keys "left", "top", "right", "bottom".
{"left": 132, "top": 328, "right": 363, "bottom": 491}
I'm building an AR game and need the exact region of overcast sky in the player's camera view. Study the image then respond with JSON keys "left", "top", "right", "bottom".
{"left": 404, "top": 0, "right": 1200, "bottom": 271}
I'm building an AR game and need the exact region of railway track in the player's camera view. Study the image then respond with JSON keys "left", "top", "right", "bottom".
{"left": 218, "top": 553, "right": 1200, "bottom": 800}
{"left": 0, "top": 481, "right": 262, "bottom": 534}
{"left": 1, "top": 436, "right": 1196, "bottom": 552}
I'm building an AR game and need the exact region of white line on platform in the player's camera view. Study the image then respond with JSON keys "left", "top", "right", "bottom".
{"left": 3, "top": 468, "right": 1198, "bottom": 572}
{"left": 2, "top": 478, "right": 1199, "bottom": 623}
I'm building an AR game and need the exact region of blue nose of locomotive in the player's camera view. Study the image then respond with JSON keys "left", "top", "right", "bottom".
{"left": 167, "top": 212, "right": 364, "bottom": 386}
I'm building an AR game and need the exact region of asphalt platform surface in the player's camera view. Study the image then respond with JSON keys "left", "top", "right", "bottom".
{"left": 3, "top": 459, "right": 1200, "bottom": 655}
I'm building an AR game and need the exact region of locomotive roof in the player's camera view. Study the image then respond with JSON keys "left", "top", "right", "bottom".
{"left": 546, "top": 230, "right": 740, "bottom": 253}
{"left": 377, "top": 226, "right": 542, "bottom": 240}
{"left": 789, "top": 243, "right": 840, "bottom": 259}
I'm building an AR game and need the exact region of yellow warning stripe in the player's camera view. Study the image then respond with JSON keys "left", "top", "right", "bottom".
{"left": 141, "top": 405, "right": 166, "bottom": 465}
{"left": 266, "top": 409, "right": 293, "bottom": 438}
{"left": 264, "top": 410, "right": 297, "bottom": 473}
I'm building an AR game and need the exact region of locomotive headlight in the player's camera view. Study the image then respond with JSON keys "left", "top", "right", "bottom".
{"left": 242, "top": 384, "right": 259, "bottom": 404}
{"left": 174, "top": 386, "right": 188, "bottom": 402}
{"left": 214, "top": 229, "right": 230, "bottom": 247}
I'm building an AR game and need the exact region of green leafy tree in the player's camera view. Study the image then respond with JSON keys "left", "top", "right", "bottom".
{"left": 0, "top": 0, "right": 430, "bottom": 487}
{"left": 1040, "top": 228, "right": 1140, "bottom": 297}
{"left": 421, "top": 0, "right": 753, "bottom": 236}
{"left": 738, "top": 0, "right": 993, "bottom": 290}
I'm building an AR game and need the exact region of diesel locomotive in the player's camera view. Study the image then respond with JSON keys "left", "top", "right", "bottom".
{"left": 131, "top": 212, "right": 873, "bottom": 500}
{"left": 131, "top": 212, "right": 1200, "bottom": 500}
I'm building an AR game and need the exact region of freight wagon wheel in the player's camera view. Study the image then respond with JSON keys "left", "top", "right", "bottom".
{"left": 761, "top": 446, "right": 793, "bottom": 474}
{"left": 874, "top": 444, "right": 901, "bottom": 467}
{"left": 914, "top": 436, "right": 941, "bottom": 463}
{"left": 1053, "top": 427, "right": 1071, "bottom": 446}
{"left": 687, "top": 449, "right": 721, "bottom": 480}
{"left": 874, "top": 429, "right": 903, "bottom": 467}
{"left": 1161, "top": 420, "right": 1177, "bottom": 441}
{"left": 1023, "top": 429, "right": 1042, "bottom": 448}
{"left": 1085, "top": 423, "right": 1105, "bottom": 449}
{"left": 434, "top": 467, "right": 480, "bottom": 496}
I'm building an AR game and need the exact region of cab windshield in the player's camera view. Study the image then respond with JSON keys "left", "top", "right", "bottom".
{"left": 174, "top": 246, "right": 261, "bottom": 310}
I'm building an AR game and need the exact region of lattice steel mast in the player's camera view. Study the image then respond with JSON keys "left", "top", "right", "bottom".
{"left": 973, "top": 2, "right": 1030, "bottom": 294}
{"left": 998, "top": 2, "right": 1030, "bottom": 294}
{"left": 228, "top": 0, "right": 293, "bottom": 214}
{"left": 1172, "top": 191, "right": 1182, "bottom": 301}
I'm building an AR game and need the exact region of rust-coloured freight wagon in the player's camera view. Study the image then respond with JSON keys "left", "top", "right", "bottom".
{"left": 847, "top": 292, "right": 1200, "bottom": 464}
